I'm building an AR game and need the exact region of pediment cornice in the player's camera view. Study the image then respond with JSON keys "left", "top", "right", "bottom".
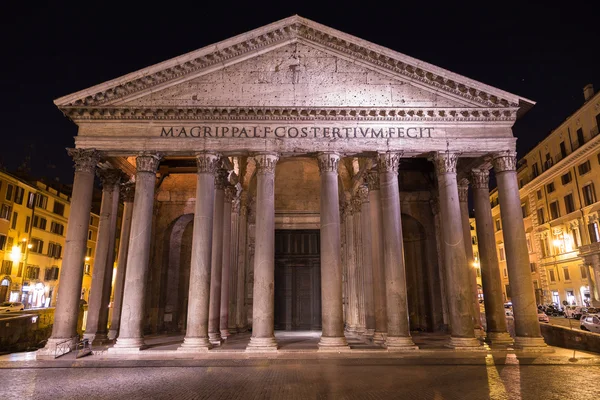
{"left": 54, "top": 16, "right": 533, "bottom": 113}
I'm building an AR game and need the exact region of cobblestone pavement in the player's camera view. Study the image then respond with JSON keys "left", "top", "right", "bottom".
{"left": 3, "top": 361, "right": 600, "bottom": 399}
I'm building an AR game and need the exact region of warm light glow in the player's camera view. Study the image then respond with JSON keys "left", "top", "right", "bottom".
{"left": 552, "top": 239, "right": 562, "bottom": 248}
{"left": 472, "top": 261, "right": 480, "bottom": 268}
{"left": 27, "top": 244, "right": 33, "bottom": 249}
{"left": 21, "top": 238, "right": 27, "bottom": 242}
{"left": 85, "top": 257, "right": 90, "bottom": 262}
{"left": 10, "top": 245, "right": 21, "bottom": 262}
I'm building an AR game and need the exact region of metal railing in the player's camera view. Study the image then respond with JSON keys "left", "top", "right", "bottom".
{"left": 54, "top": 338, "right": 72, "bottom": 359}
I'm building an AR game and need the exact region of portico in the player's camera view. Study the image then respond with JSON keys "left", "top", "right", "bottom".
{"left": 38, "top": 15, "right": 548, "bottom": 358}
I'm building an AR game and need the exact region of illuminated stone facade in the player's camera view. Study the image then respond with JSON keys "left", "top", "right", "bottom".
{"left": 38, "top": 16, "right": 549, "bottom": 357}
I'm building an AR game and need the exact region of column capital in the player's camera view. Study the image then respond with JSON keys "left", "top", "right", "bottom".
{"left": 232, "top": 196, "right": 241, "bottom": 214}
{"left": 317, "top": 152, "right": 340, "bottom": 174}
{"left": 224, "top": 184, "right": 236, "bottom": 203}
{"left": 431, "top": 151, "right": 459, "bottom": 175}
{"left": 120, "top": 182, "right": 136, "bottom": 203}
{"left": 215, "top": 169, "right": 229, "bottom": 190}
{"left": 195, "top": 152, "right": 220, "bottom": 174}
{"left": 67, "top": 148, "right": 101, "bottom": 173}
{"left": 351, "top": 196, "right": 362, "bottom": 212}
{"left": 97, "top": 168, "right": 123, "bottom": 189}
{"left": 377, "top": 152, "right": 402, "bottom": 173}
{"left": 470, "top": 168, "right": 490, "bottom": 190}
{"left": 357, "top": 185, "right": 369, "bottom": 204}
{"left": 365, "top": 169, "right": 380, "bottom": 191}
{"left": 492, "top": 150, "right": 517, "bottom": 173}
{"left": 254, "top": 153, "right": 279, "bottom": 174}
{"left": 457, "top": 178, "right": 469, "bottom": 203}
{"left": 136, "top": 152, "right": 162, "bottom": 173}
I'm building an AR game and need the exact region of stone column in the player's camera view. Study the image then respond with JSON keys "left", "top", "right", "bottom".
{"left": 471, "top": 169, "right": 513, "bottom": 346}
{"left": 246, "top": 153, "right": 278, "bottom": 351}
{"left": 110, "top": 153, "right": 161, "bottom": 352}
{"left": 430, "top": 194, "right": 450, "bottom": 329}
{"left": 220, "top": 185, "right": 234, "bottom": 339}
{"left": 358, "top": 185, "right": 375, "bottom": 337}
{"left": 378, "top": 152, "right": 417, "bottom": 350}
{"left": 236, "top": 192, "right": 249, "bottom": 332}
{"left": 493, "top": 151, "right": 547, "bottom": 350}
{"left": 108, "top": 183, "right": 135, "bottom": 340}
{"left": 228, "top": 193, "right": 240, "bottom": 334}
{"left": 317, "top": 152, "right": 349, "bottom": 350}
{"left": 37, "top": 149, "right": 100, "bottom": 358}
{"left": 366, "top": 170, "right": 387, "bottom": 343}
{"left": 457, "top": 179, "right": 483, "bottom": 332}
{"left": 178, "top": 152, "right": 219, "bottom": 352}
{"left": 432, "top": 151, "right": 480, "bottom": 349}
{"left": 343, "top": 200, "right": 358, "bottom": 332}
{"left": 208, "top": 168, "right": 228, "bottom": 345}
{"left": 589, "top": 255, "right": 600, "bottom": 307}
{"left": 353, "top": 195, "right": 367, "bottom": 334}
{"left": 84, "top": 168, "right": 122, "bottom": 343}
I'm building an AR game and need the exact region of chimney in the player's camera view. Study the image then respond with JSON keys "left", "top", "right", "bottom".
{"left": 584, "top": 84, "right": 595, "bottom": 101}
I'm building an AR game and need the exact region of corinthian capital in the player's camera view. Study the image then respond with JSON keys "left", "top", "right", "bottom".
{"left": 254, "top": 153, "right": 279, "bottom": 174}
{"left": 357, "top": 185, "right": 369, "bottom": 203}
{"left": 457, "top": 178, "right": 469, "bottom": 203}
{"left": 215, "top": 168, "right": 229, "bottom": 190}
{"left": 377, "top": 152, "right": 402, "bottom": 173}
{"left": 431, "top": 151, "right": 459, "bottom": 175}
{"left": 196, "top": 152, "right": 220, "bottom": 174}
{"left": 317, "top": 152, "right": 340, "bottom": 174}
{"left": 365, "top": 169, "right": 380, "bottom": 191}
{"left": 67, "top": 148, "right": 101, "bottom": 173}
{"left": 97, "top": 168, "right": 122, "bottom": 189}
{"left": 224, "top": 184, "right": 236, "bottom": 203}
{"left": 120, "top": 182, "right": 136, "bottom": 202}
{"left": 492, "top": 150, "right": 517, "bottom": 173}
{"left": 136, "top": 152, "right": 162, "bottom": 173}
{"left": 470, "top": 168, "right": 490, "bottom": 190}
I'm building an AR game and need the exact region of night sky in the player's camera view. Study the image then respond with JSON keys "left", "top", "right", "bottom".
{"left": 2, "top": 2, "right": 599, "bottom": 185}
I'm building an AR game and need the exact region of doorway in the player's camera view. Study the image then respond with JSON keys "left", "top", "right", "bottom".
{"left": 274, "top": 230, "right": 321, "bottom": 330}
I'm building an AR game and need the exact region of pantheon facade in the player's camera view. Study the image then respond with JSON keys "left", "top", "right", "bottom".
{"left": 39, "top": 16, "right": 548, "bottom": 357}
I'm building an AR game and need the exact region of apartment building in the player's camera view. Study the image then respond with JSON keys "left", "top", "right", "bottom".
{"left": 490, "top": 84, "right": 600, "bottom": 307}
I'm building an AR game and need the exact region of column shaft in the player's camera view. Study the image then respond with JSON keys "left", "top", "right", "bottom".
{"left": 493, "top": 151, "right": 547, "bottom": 349}
{"left": 179, "top": 153, "right": 218, "bottom": 351}
{"left": 111, "top": 153, "right": 161, "bottom": 351}
{"left": 228, "top": 194, "right": 240, "bottom": 334}
{"left": 471, "top": 169, "right": 513, "bottom": 345}
{"left": 359, "top": 185, "right": 375, "bottom": 337}
{"left": 220, "top": 185, "right": 234, "bottom": 338}
{"left": 353, "top": 197, "right": 366, "bottom": 333}
{"left": 345, "top": 203, "right": 358, "bottom": 332}
{"left": 236, "top": 193, "right": 249, "bottom": 332}
{"left": 37, "top": 149, "right": 100, "bottom": 358}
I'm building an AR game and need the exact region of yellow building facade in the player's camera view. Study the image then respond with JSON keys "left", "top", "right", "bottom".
{"left": 0, "top": 171, "right": 99, "bottom": 308}
{"left": 491, "top": 84, "right": 600, "bottom": 307}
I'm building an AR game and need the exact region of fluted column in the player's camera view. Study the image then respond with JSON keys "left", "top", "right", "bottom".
{"left": 358, "top": 185, "right": 375, "bottom": 337}
{"left": 343, "top": 201, "right": 358, "bottom": 332}
{"left": 457, "top": 179, "right": 483, "bottom": 332}
{"left": 493, "top": 151, "right": 547, "bottom": 350}
{"left": 108, "top": 183, "right": 135, "bottom": 340}
{"left": 236, "top": 192, "right": 249, "bottom": 332}
{"left": 246, "top": 153, "right": 278, "bottom": 351}
{"left": 208, "top": 168, "right": 228, "bottom": 345}
{"left": 111, "top": 152, "right": 161, "bottom": 352}
{"left": 84, "top": 168, "right": 122, "bottom": 343}
{"left": 179, "top": 152, "right": 219, "bottom": 351}
{"left": 353, "top": 195, "right": 367, "bottom": 334}
{"left": 220, "top": 185, "right": 234, "bottom": 339}
{"left": 432, "top": 151, "right": 480, "bottom": 349}
{"left": 317, "top": 152, "right": 349, "bottom": 350}
{"left": 228, "top": 193, "right": 240, "bottom": 334}
{"left": 471, "top": 168, "right": 513, "bottom": 346}
{"left": 367, "top": 170, "right": 387, "bottom": 343}
{"left": 38, "top": 149, "right": 100, "bottom": 358}
{"left": 378, "top": 152, "right": 417, "bottom": 350}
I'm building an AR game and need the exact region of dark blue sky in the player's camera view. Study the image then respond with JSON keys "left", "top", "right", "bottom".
{"left": 1, "top": 1, "right": 598, "bottom": 184}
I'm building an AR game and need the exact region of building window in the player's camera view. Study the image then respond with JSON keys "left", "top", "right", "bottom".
{"left": 26, "top": 192, "right": 35, "bottom": 209}
{"left": 532, "top": 163, "right": 540, "bottom": 178}
{"left": 50, "top": 221, "right": 65, "bottom": 236}
{"left": 32, "top": 216, "right": 47, "bottom": 230}
{"left": 563, "top": 267, "right": 571, "bottom": 281}
{"left": 577, "top": 128, "right": 585, "bottom": 147}
{"left": 471, "top": 236, "right": 477, "bottom": 245}
{"left": 88, "top": 230, "right": 93, "bottom": 240}
{"left": 564, "top": 194, "right": 575, "bottom": 214}
{"left": 588, "top": 222, "right": 600, "bottom": 243}
{"left": 560, "top": 141, "right": 567, "bottom": 158}
{"left": 505, "top": 284, "right": 512, "bottom": 299}
{"left": 549, "top": 201, "right": 560, "bottom": 220}
{"left": 537, "top": 190, "right": 542, "bottom": 200}
{"left": 25, "top": 265, "right": 40, "bottom": 280}
{"left": 537, "top": 208, "right": 545, "bottom": 224}
{"left": 552, "top": 290, "right": 560, "bottom": 305}
{"left": 47, "top": 242, "right": 62, "bottom": 259}
{"left": 526, "top": 235, "right": 533, "bottom": 253}
{"left": 578, "top": 160, "right": 591, "bottom": 175}
{"left": 5, "top": 184, "right": 13, "bottom": 201}
{"left": 499, "top": 246, "right": 506, "bottom": 262}
{"left": 35, "top": 194, "right": 48, "bottom": 210}
{"left": 16, "top": 262, "right": 23, "bottom": 278}
{"left": 495, "top": 219, "right": 501, "bottom": 232}
{"left": 84, "top": 264, "right": 91, "bottom": 275}
{"left": 0, "top": 260, "right": 12, "bottom": 275}
{"left": 544, "top": 153, "right": 553, "bottom": 170}
{"left": 0, "top": 204, "right": 11, "bottom": 220}
{"left": 581, "top": 265, "right": 588, "bottom": 279}
{"left": 530, "top": 262, "right": 537, "bottom": 273}
{"left": 521, "top": 203, "right": 528, "bottom": 218}
{"left": 549, "top": 269, "right": 556, "bottom": 282}
{"left": 11, "top": 211, "right": 17, "bottom": 230}
{"left": 0, "top": 235, "right": 6, "bottom": 251}
{"left": 29, "top": 238, "right": 44, "bottom": 254}
{"left": 546, "top": 182, "right": 556, "bottom": 193}
{"left": 583, "top": 183, "right": 596, "bottom": 206}
{"left": 44, "top": 266, "right": 60, "bottom": 281}
{"left": 53, "top": 201, "right": 65, "bottom": 216}
{"left": 561, "top": 172, "right": 572, "bottom": 185}
{"left": 14, "top": 187, "right": 24, "bottom": 205}
{"left": 86, "top": 247, "right": 93, "bottom": 258}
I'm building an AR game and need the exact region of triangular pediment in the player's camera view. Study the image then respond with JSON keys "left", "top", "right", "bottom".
{"left": 55, "top": 15, "right": 533, "bottom": 119}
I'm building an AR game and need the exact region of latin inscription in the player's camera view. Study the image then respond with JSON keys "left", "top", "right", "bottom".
{"left": 159, "top": 126, "right": 434, "bottom": 139}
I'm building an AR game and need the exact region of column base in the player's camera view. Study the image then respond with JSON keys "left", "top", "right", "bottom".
{"left": 318, "top": 336, "right": 350, "bottom": 351}
{"left": 361, "top": 329, "right": 375, "bottom": 339}
{"left": 107, "top": 329, "right": 119, "bottom": 341}
{"left": 36, "top": 337, "right": 78, "bottom": 359}
{"left": 373, "top": 331, "right": 387, "bottom": 344}
{"left": 446, "top": 336, "right": 485, "bottom": 350}
{"left": 246, "top": 336, "right": 278, "bottom": 352}
{"left": 84, "top": 332, "right": 110, "bottom": 345}
{"left": 109, "top": 337, "right": 148, "bottom": 353}
{"left": 486, "top": 332, "right": 514, "bottom": 347}
{"left": 385, "top": 336, "right": 419, "bottom": 351}
{"left": 514, "top": 336, "right": 553, "bottom": 352}
{"left": 178, "top": 337, "right": 212, "bottom": 352}
{"left": 345, "top": 325, "right": 359, "bottom": 334}
{"left": 220, "top": 329, "right": 230, "bottom": 339}
{"left": 228, "top": 327, "right": 238, "bottom": 335}
{"left": 208, "top": 332, "right": 223, "bottom": 346}
{"left": 474, "top": 328, "right": 485, "bottom": 338}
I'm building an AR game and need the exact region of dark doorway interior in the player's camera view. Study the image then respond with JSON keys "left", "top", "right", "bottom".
{"left": 274, "top": 229, "right": 321, "bottom": 330}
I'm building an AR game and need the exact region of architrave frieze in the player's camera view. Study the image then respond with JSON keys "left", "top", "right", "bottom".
{"left": 55, "top": 16, "right": 527, "bottom": 113}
